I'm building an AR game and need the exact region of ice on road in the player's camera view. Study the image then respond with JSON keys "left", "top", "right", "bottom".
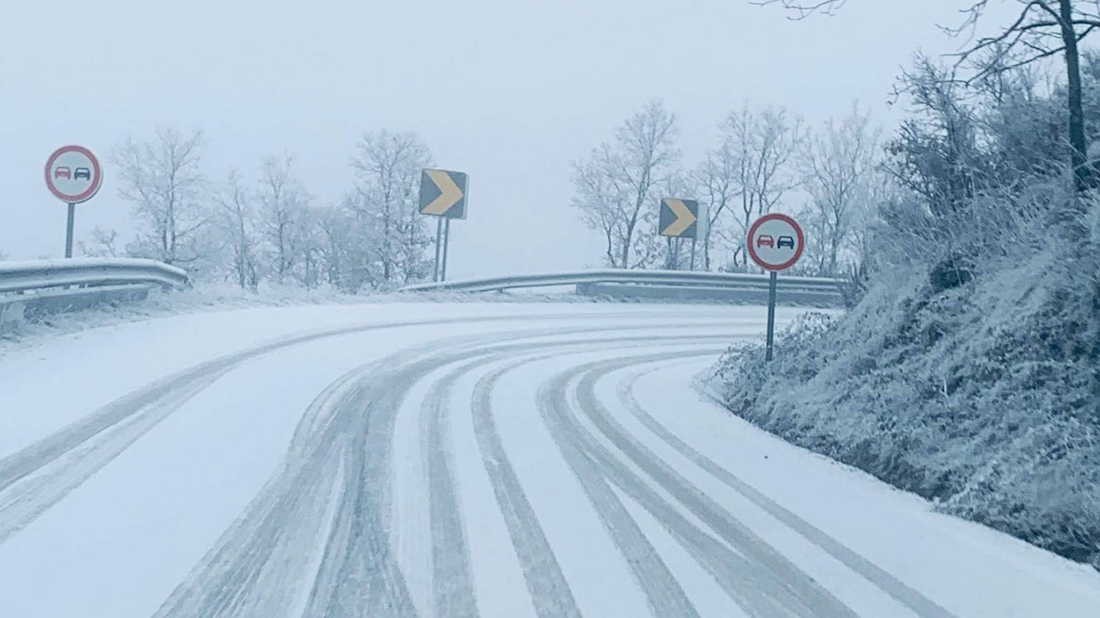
{"left": 0, "top": 302, "right": 1096, "bottom": 617}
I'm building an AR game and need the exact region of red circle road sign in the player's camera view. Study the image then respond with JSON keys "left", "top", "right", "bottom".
{"left": 45, "top": 145, "right": 103, "bottom": 204}
{"left": 747, "top": 213, "right": 805, "bottom": 271}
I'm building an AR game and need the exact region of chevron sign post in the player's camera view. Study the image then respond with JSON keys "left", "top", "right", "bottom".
{"left": 419, "top": 169, "right": 469, "bottom": 282}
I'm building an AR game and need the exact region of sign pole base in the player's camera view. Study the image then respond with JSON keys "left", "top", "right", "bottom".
{"left": 765, "top": 271, "right": 777, "bottom": 362}
{"left": 65, "top": 203, "right": 76, "bottom": 259}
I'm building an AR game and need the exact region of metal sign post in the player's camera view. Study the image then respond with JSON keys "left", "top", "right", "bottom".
{"left": 45, "top": 145, "right": 103, "bottom": 258}
{"left": 433, "top": 218, "right": 444, "bottom": 282}
{"left": 747, "top": 213, "right": 806, "bottom": 363}
{"left": 441, "top": 218, "right": 451, "bottom": 281}
{"left": 419, "top": 168, "right": 468, "bottom": 283}
{"left": 765, "top": 271, "right": 778, "bottom": 361}
{"left": 64, "top": 203, "right": 76, "bottom": 258}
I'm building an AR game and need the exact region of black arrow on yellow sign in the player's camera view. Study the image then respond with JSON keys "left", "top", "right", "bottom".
{"left": 419, "top": 169, "right": 468, "bottom": 219}
{"left": 659, "top": 198, "right": 699, "bottom": 238}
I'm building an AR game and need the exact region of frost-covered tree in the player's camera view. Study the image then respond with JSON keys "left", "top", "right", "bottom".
{"left": 215, "top": 170, "right": 259, "bottom": 290}
{"left": 113, "top": 128, "right": 209, "bottom": 266}
{"left": 572, "top": 100, "right": 680, "bottom": 269}
{"left": 952, "top": 1, "right": 1100, "bottom": 198}
{"left": 350, "top": 130, "right": 434, "bottom": 285}
{"left": 693, "top": 129, "right": 741, "bottom": 271}
{"left": 761, "top": 0, "right": 1100, "bottom": 235}
{"left": 78, "top": 227, "right": 123, "bottom": 258}
{"left": 802, "top": 103, "right": 880, "bottom": 275}
{"left": 315, "top": 200, "right": 360, "bottom": 291}
{"left": 296, "top": 206, "right": 326, "bottom": 290}
{"left": 256, "top": 155, "right": 310, "bottom": 284}
{"left": 884, "top": 59, "right": 985, "bottom": 223}
{"left": 723, "top": 105, "right": 803, "bottom": 269}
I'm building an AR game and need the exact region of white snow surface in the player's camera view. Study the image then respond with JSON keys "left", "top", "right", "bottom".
{"left": 0, "top": 300, "right": 1096, "bottom": 617}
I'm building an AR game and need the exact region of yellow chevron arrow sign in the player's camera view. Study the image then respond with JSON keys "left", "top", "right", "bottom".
{"left": 420, "top": 169, "right": 467, "bottom": 218}
{"left": 660, "top": 198, "right": 698, "bottom": 238}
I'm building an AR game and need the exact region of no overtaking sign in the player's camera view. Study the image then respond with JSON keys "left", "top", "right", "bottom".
{"left": 747, "top": 213, "right": 806, "bottom": 362}
{"left": 747, "top": 213, "right": 804, "bottom": 272}
{"left": 45, "top": 145, "right": 102, "bottom": 204}
{"left": 45, "top": 145, "right": 103, "bottom": 258}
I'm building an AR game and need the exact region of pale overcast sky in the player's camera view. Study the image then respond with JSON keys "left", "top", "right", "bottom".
{"left": 1, "top": 0, "right": 1016, "bottom": 277}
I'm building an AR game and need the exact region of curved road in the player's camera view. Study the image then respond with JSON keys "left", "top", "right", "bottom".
{"left": 0, "top": 302, "right": 1096, "bottom": 617}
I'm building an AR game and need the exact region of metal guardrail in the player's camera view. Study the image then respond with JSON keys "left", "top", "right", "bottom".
{"left": 401, "top": 268, "right": 842, "bottom": 292}
{"left": 0, "top": 258, "right": 190, "bottom": 330}
{"left": 401, "top": 269, "right": 844, "bottom": 305}
{"left": 0, "top": 258, "right": 189, "bottom": 295}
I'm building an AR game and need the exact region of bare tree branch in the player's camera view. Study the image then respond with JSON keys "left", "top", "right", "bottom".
{"left": 752, "top": 0, "right": 846, "bottom": 19}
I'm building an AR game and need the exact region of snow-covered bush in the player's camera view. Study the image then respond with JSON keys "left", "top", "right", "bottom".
{"left": 713, "top": 239, "right": 1100, "bottom": 569}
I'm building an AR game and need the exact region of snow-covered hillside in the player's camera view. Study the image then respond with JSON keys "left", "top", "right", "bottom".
{"left": 713, "top": 241, "right": 1100, "bottom": 573}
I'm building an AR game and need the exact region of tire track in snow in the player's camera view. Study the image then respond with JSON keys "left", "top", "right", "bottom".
{"left": 470, "top": 355, "right": 590, "bottom": 618}
{"left": 155, "top": 363, "right": 391, "bottom": 617}
{"left": 421, "top": 359, "right": 484, "bottom": 618}
{"left": 0, "top": 366, "right": 232, "bottom": 543}
{"left": 407, "top": 328, "right": 736, "bottom": 617}
{"left": 461, "top": 335, "right": 734, "bottom": 618}
{"left": 0, "top": 312, "right": 695, "bottom": 548}
{"left": 619, "top": 363, "right": 958, "bottom": 618}
{"left": 558, "top": 351, "right": 861, "bottom": 617}
{"left": 535, "top": 351, "right": 810, "bottom": 617}
{"left": 156, "top": 323, "right": 740, "bottom": 617}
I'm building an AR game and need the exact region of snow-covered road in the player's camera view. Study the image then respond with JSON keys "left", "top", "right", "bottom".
{"left": 0, "top": 302, "right": 1097, "bottom": 617}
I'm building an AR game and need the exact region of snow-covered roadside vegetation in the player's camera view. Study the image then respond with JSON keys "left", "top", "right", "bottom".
{"left": 714, "top": 243, "right": 1100, "bottom": 570}
{"left": 715, "top": 2, "right": 1100, "bottom": 571}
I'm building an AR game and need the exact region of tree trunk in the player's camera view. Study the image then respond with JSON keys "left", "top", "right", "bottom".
{"left": 829, "top": 236, "right": 840, "bottom": 276}
{"left": 1059, "top": 0, "right": 1089, "bottom": 194}
{"left": 237, "top": 216, "right": 248, "bottom": 289}
{"left": 620, "top": 226, "right": 632, "bottom": 269}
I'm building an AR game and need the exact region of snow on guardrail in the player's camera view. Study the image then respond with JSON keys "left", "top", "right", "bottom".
{"left": 400, "top": 268, "right": 844, "bottom": 296}
{"left": 0, "top": 258, "right": 190, "bottom": 331}
{"left": 0, "top": 258, "right": 189, "bottom": 295}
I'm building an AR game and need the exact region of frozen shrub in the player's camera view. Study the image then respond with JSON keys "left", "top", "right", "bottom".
{"left": 713, "top": 242, "right": 1100, "bottom": 570}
